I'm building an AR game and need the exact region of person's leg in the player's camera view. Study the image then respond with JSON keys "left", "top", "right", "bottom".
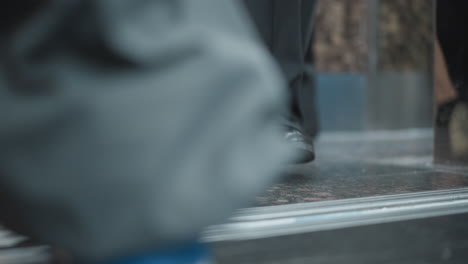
{"left": 298, "top": 0, "right": 319, "bottom": 138}
{"left": 243, "top": 0, "right": 317, "bottom": 162}
{"left": 437, "top": 0, "right": 468, "bottom": 103}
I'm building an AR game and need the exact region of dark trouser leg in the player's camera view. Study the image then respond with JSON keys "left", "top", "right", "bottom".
{"left": 437, "top": 0, "right": 468, "bottom": 103}
{"left": 243, "top": 0, "right": 318, "bottom": 137}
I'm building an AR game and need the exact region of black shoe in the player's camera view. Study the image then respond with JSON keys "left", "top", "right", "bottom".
{"left": 284, "top": 126, "right": 315, "bottom": 164}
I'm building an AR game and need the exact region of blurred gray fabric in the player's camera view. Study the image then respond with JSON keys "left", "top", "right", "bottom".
{"left": 0, "top": 0, "right": 293, "bottom": 261}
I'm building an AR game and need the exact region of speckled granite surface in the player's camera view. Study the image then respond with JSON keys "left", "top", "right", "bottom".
{"left": 215, "top": 131, "right": 468, "bottom": 264}
{"left": 256, "top": 130, "right": 468, "bottom": 206}
{"left": 3, "top": 130, "right": 468, "bottom": 263}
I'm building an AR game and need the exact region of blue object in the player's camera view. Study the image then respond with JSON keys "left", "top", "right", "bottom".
{"left": 316, "top": 73, "right": 366, "bottom": 131}
{"left": 104, "top": 240, "right": 211, "bottom": 264}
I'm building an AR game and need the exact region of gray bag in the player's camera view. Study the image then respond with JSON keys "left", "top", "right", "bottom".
{"left": 0, "top": 0, "right": 293, "bottom": 260}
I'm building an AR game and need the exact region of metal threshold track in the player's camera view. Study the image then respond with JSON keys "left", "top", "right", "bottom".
{"left": 203, "top": 187, "right": 468, "bottom": 242}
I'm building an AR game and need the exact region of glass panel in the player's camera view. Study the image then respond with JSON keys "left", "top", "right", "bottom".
{"left": 256, "top": 0, "right": 444, "bottom": 207}
{"left": 369, "top": 0, "right": 433, "bottom": 130}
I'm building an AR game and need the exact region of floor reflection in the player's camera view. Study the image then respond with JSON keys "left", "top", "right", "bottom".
{"left": 3, "top": 129, "right": 468, "bottom": 263}
{"left": 257, "top": 129, "right": 468, "bottom": 206}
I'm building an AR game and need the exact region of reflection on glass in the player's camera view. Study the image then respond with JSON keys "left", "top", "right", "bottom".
{"left": 256, "top": 0, "right": 440, "bottom": 207}
{"left": 368, "top": 0, "right": 433, "bottom": 130}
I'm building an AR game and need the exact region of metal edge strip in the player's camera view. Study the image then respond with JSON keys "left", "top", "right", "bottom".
{"left": 203, "top": 188, "right": 468, "bottom": 242}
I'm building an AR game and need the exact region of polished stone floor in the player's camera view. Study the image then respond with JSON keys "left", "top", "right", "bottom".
{"left": 256, "top": 129, "right": 468, "bottom": 206}
{"left": 214, "top": 130, "right": 468, "bottom": 264}
{"left": 2, "top": 129, "right": 468, "bottom": 263}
